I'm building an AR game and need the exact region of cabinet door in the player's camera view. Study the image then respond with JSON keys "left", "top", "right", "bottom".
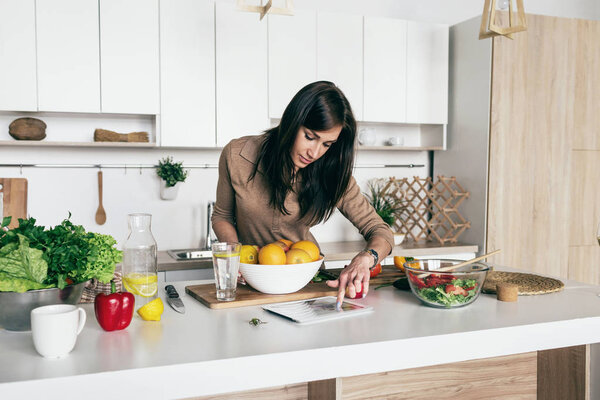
{"left": 317, "top": 12, "right": 363, "bottom": 121}
{"left": 36, "top": 0, "right": 100, "bottom": 112}
{"left": 0, "top": 0, "right": 37, "bottom": 111}
{"left": 363, "top": 16, "right": 407, "bottom": 123}
{"left": 268, "top": 10, "right": 316, "bottom": 119}
{"left": 215, "top": 3, "right": 268, "bottom": 146}
{"left": 160, "top": 0, "right": 215, "bottom": 147}
{"left": 100, "top": 0, "right": 159, "bottom": 114}
{"left": 406, "top": 21, "right": 448, "bottom": 124}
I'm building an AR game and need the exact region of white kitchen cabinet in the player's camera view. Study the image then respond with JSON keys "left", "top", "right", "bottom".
{"left": 406, "top": 21, "right": 448, "bottom": 124}
{"left": 317, "top": 12, "right": 363, "bottom": 120}
{"left": 36, "top": 0, "right": 100, "bottom": 112}
{"left": 160, "top": 0, "right": 215, "bottom": 147}
{"left": 0, "top": 0, "right": 37, "bottom": 112}
{"left": 268, "top": 10, "right": 317, "bottom": 119}
{"left": 363, "top": 16, "right": 407, "bottom": 123}
{"left": 100, "top": 0, "right": 160, "bottom": 114}
{"left": 215, "top": 3, "right": 269, "bottom": 146}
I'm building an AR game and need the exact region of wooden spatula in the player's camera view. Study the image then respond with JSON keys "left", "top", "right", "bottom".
{"left": 95, "top": 171, "right": 107, "bottom": 225}
{"left": 416, "top": 249, "right": 501, "bottom": 277}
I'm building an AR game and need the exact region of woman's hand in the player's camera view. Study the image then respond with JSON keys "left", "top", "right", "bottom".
{"left": 326, "top": 252, "right": 374, "bottom": 309}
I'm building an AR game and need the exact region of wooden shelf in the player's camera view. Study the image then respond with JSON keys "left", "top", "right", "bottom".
{"left": 0, "top": 140, "right": 157, "bottom": 148}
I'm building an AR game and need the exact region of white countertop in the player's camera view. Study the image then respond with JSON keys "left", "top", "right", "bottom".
{"left": 1, "top": 272, "right": 600, "bottom": 399}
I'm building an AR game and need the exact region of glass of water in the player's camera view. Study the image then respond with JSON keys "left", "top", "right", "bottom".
{"left": 211, "top": 242, "right": 242, "bottom": 301}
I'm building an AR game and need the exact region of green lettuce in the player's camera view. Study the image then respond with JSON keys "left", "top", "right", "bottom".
{"left": 0, "top": 234, "right": 48, "bottom": 284}
{"left": 0, "top": 272, "right": 53, "bottom": 292}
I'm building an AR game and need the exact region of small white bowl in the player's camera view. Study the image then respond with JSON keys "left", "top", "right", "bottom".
{"left": 239, "top": 258, "right": 324, "bottom": 294}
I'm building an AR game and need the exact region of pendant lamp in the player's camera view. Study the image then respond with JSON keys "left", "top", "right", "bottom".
{"left": 479, "top": 0, "right": 527, "bottom": 40}
{"left": 236, "top": 0, "right": 294, "bottom": 21}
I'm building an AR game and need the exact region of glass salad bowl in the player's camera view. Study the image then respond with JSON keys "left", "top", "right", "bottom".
{"left": 403, "top": 259, "right": 490, "bottom": 309}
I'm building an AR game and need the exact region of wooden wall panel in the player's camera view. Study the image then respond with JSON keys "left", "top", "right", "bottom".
{"left": 568, "top": 150, "right": 600, "bottom": 247}
{"left": 191, "top": 383, "right": 307, "bottom": 400}
{"left": 487, "top": 14, "right": 575, "bottom": 278}
{"left": 538, "top": 345, "right": 589, "bottom": 400}
{"left": 341, "top": 352, "right": 537, "bottom": 400}
{"left": 571, "top": 19, "right": 600, "bottom": 151}
{"left": 568, "top": 246, "right": 600, "bottom": 285}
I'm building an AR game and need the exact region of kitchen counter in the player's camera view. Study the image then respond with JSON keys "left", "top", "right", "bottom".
{"left": 158, "top": 240, "right": 479, "bottom": 272}
{"left": 1, "top": 271, "right": 600, "bottom": 399}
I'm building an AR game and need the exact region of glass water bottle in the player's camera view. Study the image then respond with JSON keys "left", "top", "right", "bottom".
{"left": 122, "top": 213, "right": 158, "bottom": 311}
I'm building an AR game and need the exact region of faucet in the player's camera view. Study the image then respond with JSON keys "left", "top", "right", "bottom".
{"left": 205, "top": 201, "right": 216, "bottom": 250}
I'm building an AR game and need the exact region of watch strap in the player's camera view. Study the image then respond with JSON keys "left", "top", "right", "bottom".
{"left": 363, "top": 248, "right": 379, "bottom": 269}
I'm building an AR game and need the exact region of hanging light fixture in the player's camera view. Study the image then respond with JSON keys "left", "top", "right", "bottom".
{"left": 236, "top": 0, "right": 294, "bottom": 21}
{"left": 479, "top": 0, "right": 527, "bottom": 40}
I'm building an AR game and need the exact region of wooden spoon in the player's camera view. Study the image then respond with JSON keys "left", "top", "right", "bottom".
{"left": 416, "top": 249, "right": 501, "bottom": 277}
{"left": 95, "top": 171, "right": 107, "bottom": 225}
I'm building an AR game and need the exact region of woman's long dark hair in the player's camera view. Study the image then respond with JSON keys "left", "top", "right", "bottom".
{"left": 250, "top": 81, "right": 356, "bottom": 225}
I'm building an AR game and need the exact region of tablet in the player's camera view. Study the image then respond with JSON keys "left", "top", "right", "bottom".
{"left": 262, "top": 296, "right": 373, "bottom": 325}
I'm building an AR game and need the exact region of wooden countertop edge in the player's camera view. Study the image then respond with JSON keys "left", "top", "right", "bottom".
{"left": 157, "top": 241, "right": 478, "bottom": 272}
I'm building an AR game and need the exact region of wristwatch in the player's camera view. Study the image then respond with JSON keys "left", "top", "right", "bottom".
{"left": 363, "top": 248, "right": 379, "bottom": 270}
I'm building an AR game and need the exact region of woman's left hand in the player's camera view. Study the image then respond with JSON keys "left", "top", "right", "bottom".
{"left": 326, "top": 252, "right": 374, "bottom": 309}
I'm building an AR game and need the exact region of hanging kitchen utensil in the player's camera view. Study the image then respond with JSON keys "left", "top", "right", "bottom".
{"left": 95, "top": 171, "right": 107, "bottom": 225}
{"left": 0, "top": 178, "right": 28, "bottom": 228}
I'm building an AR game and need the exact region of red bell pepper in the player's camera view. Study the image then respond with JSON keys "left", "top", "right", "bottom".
{"left": 369, "top": 263, "right": 382, "bottom": 278}
{"left": 94, "top": 281, "right": 135, "bottom": 332}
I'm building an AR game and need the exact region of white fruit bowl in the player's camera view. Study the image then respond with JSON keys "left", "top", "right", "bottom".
{"left": 239, "top": 257, "right": 324, "bottom": 294}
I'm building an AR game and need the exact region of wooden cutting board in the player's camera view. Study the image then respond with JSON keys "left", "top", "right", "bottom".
{"left": 326, "top": 265, "right": 405, "bottom": 287}
{"left": 185, "top": 282, "right": 338, "bottom": 310}
{"left": 0, "top": 178, "right": 28, "bottom": 228}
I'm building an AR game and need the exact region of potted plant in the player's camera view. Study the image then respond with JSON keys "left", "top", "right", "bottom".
{"left": 364, "top": 179, "right": 411, "bottom": 245}
{"left": 156, "top": 156, "right": 189, "bottom": 200}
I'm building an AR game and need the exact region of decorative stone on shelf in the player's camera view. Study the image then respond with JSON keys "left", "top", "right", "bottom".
{"left": 9, "top": 117, "right": 47, "bottom": 141}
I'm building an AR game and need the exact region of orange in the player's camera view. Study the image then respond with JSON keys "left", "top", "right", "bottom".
{"left": 290, "top": 240, "right": 320, "bottom": 261}
{"left": 285, "top": 248, "right": 312, "bottom": 264}
{"left": 273, "top": 241, "right": 290, "bottom": 252}
{"left": 240, "top": 245, "right": 258, "bottom": 264}
{"left": 278, "top": 239, "right": 293, "bottom": 247}
{"left": 258, "top": 243, "right": 287, "bottom": 265}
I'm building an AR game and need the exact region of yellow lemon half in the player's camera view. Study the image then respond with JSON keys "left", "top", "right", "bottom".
{"left": 137, "top": 298, "right": 164, "bottom": 321}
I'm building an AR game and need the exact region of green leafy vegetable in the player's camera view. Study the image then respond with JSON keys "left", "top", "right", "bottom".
{"left": 0, "top": 272, "right": 53, "bottom": 292}
{"left": 416, "top": 278, "right": 478, "bottom": 307}
{"left": 0, "top": 234, "right": 48, "bottom": 283}
{"left": 0, "top": 215, "right": 122, "bottom": 291}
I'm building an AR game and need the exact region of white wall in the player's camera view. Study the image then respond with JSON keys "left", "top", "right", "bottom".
{"left": 0, "top": 110, "right": 428, "bottom": 249}
{"left": 2, "top": 0, "right": 598, "bottom": 251}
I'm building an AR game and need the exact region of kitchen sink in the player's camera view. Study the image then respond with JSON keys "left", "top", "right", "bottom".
{"left": 167, "top": 249, "right": 213, "bottom": 261}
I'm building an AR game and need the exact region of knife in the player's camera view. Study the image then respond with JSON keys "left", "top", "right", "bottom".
{"left": 165, "top": 285, "right": 185, "bottom": 314}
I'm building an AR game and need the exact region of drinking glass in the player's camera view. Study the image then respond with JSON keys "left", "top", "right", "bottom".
{"left": 211, "top": 242, "right": 241, "bottom": 301}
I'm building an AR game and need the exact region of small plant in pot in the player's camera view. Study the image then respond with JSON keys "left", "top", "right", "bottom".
{"left": 364, "top": 178, "right": 411, "bottom": 245}
{"left": 156, "top": 156, "right": 189, "bottom": 200}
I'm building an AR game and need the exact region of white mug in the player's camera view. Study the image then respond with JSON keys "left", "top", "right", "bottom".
{"left": 31, "top": 304, "right": 86, "bottom": 358}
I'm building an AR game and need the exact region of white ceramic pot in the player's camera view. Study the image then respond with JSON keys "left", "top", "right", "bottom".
{"left": 160, "top": 181, "right": 180, "bottom": 200}
{"left": 393, "top": 233, "right": 406, "bottom": 245}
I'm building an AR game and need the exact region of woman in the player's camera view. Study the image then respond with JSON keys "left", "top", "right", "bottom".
{"left": 212, "top": 81, "right": 393, "bottom": 307}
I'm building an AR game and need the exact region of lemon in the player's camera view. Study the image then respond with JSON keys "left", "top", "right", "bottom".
{"left": 137, "top": 298, "right": 164, "bottom": 321}
{"left": 240, "top": 245, "right": 258, "bottom": 264}
{"left": 123, "top": 273, "right": 158, "bottom": 297}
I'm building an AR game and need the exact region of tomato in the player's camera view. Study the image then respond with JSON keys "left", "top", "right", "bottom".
{"left": 369, "top": 263, "right": 382, "bottom": 278}
{"left": 345, "top": 286, "right": 364, "bottom": 299}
